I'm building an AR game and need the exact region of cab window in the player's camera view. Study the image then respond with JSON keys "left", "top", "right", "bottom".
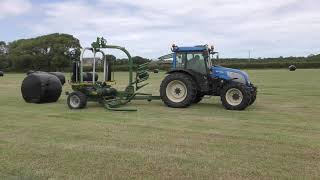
{"left": 186, "top": 53, "right": 207, "bottom": 74}
{"left": 175, "top": 53, "right": 185, "bottom": 68}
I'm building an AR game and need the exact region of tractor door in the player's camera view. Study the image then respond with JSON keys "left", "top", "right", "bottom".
{"left": 184, "top": 52, "right": 211, "bottom": 94}
{"left": 174, "top": 52, "right": 209, "bottom": 75}
{"left": 185, "top": 53, "right": 208, "bottom": 75}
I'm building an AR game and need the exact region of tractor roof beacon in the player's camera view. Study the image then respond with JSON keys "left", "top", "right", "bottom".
{"left": 159, "top": 44, "right": 257, "bottom": 110}
{"left": 67, "top": 37, "right": 160, "bottom": 111}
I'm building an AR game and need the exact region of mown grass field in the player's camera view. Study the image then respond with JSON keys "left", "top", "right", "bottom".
{"left": 0, "top": 69, "right": 320, "bottom": 180}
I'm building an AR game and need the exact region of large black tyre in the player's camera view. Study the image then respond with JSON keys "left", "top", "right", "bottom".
{"left": 160, "top": 73, "right": 197, "bottom": 108}
{"left": 249, "top": 91, "right": 257, "bottom": 105}
{"left": 67, "top": 91, "right": 87, "bottom": 109}
{"left": 220, "top": 83, "right": 251, "bottom": 110}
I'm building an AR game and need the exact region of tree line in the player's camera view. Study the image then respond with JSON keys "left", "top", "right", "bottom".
{"left": 0, "top": 33, "right": 151, "bottom": 72}
{"left": 0, "top": 33, "right": 319, "bottom": 72}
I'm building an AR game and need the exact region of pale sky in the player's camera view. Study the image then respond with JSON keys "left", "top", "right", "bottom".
{"left": 0, "top": 0, "right": 319, "bottom": 58}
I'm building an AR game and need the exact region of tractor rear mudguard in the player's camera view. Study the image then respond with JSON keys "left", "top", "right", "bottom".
{"left": 167, "top": 69, "right": 211, "bottom": 93}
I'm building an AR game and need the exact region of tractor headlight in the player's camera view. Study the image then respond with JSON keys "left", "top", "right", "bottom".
{"left": 227, "top": 72, "right": 246, "bottom": 84}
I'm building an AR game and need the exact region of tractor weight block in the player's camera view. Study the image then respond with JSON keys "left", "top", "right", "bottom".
{"left": 21, "top": 72, "right": 62, "bottom": 103}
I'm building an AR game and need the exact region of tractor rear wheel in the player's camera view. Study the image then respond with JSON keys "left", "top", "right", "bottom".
{"left": 220, "top": 83, "right": 251, "bottom": 110}
{"left": 160, "top": 73, "right": 197, "bottom": 108}
{"left": 67, "top": 91, "right": 87, "bottom": 109}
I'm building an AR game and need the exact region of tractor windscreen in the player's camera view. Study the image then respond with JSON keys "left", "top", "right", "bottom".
{"left": 186, "top": 53, "right": 207, "bottom": 74}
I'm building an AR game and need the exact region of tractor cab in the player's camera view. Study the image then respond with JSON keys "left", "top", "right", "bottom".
{"left": 171, "top": 44, "right": 217, "bottom": 76}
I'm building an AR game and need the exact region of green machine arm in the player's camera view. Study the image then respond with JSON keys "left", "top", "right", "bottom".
{"left": 91, "top": 37, "right": 134, "bottom": 87}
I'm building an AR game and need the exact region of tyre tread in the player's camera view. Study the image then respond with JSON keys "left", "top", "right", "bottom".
{"left": 220, "top": 83, "right": 251, "bottom": 110}
{"left": 67, "top": 91, "right": 87, "bottom": 109}
{"left": 160, "top": 73, "right": 197, "bottom": 108}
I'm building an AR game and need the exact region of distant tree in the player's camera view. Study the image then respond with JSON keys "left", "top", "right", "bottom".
{"left": 308, "top": 54, "right": 315, "bottom": 58}
{"left": 8, "top": 33, "right": 81, "bottom": 71}
{"left": 132, "top": 56, "right": 151, "bottom": 65}
{"left": 0, "top": 41, "right": 9, "bottom": 69}
{"left": 0, "top": 41, "right": 9, "bottom": 56}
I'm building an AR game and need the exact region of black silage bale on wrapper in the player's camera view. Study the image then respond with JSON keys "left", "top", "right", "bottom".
{"left": 71, "top": 72, "right": 99, "bottom": 82}
{"left": 83, "top": 72, "right": 99, "bottom": 82}
{"left": 21, "top": 72, "right": 62, "bottom": 103}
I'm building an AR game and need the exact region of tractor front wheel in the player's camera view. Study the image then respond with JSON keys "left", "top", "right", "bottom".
{"left": 248, "top": 85, "right": 257, "bottom": 105}
{"left": 160, "top": 73, "right": 197, "bottom": 108}
{"left": 67, "top": 91, "right": 87, "bottom": 109}
{"left": 220, "top": 83, "right": 251, "bottom": 110}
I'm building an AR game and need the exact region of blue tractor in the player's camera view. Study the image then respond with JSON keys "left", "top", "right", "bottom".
{"left": 159, "top": 45, "right": 257, "bottom": 110}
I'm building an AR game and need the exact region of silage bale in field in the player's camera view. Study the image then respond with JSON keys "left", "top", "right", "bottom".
{"left": 21, "top": 72, "right": 62, "bottom": 103}
{"left": 26, "top": 71, "right": 66, "bottom": 85}
{"left": 26, "top": 70, "right": 35, "bottom": 75}
{"left": 289, "top": 65, "right": 297, "bottom": 71}
{"left": 49, "top": 72, "right": 66, "bottom": 85}
{"left": 0, "top": 71, "right": 4, "bottom": 77}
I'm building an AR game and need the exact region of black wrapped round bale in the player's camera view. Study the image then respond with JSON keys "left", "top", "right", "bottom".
{"left": 0, "top": 71, "right": 4, "bottom": 77}
{"left": 26, "top": 70, "right": 35, "bottom": 75}
{"left": 289, "top": 65, "right": 297, "bottom": 71}
{"left": 84, "top": 72, "right": 98, "bottom": 82}
{"left": 49, "top": 72, "right": 66, "bottom": 85}
{"left": 83, "top": 72, "right": 99, "bottom": 82}
{"left": 21, "top": 73, "right": 62, "bottom": 103}
{"left": 26, "top": 71, "right": 65, "bottom": 85}
{"left": 71, "top": 72, "right": 99, "bottom": 82}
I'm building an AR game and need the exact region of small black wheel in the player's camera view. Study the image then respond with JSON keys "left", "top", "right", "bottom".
{"left": 67, "top": 91, "right": 87, "bottom": 109}
{"left": 160, "top": 73, "right": 197, "bottom": 108}
{"left": 220, "top": 83, "right": 251, "bottom": 110}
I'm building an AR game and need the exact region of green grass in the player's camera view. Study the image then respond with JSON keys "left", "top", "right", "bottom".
{"left": 0, "top": 69, "right": 320, "bottom": 180}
